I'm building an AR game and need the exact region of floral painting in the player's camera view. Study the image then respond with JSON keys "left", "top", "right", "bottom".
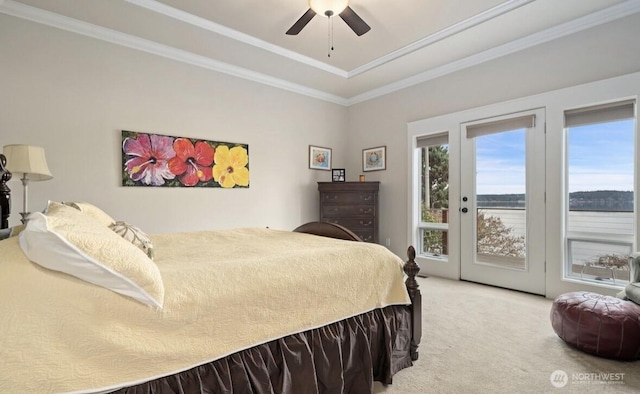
{"left": 121, "top": 130, "right": 249, "bottom": 188}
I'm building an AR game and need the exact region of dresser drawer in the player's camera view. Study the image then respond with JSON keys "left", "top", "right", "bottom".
{"left": 318, "top": 182, "right": 379, "bottom": 244}
{"left": 322, "top": 205, "right": 376, "bottom": 217}
{"left": 321, "top": 192, "right": 376, "bottom": 205}
{"left": 322, "top": 217, "right": 376, "bottom": 229}
{"left": 320, "top": 219, "right": 375, "bottom": 242}
{"left": 354, "top": 230, "right": 375, "bottom": 243}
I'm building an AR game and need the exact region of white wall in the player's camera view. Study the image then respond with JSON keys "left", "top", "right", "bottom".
{"left": 0, "top": 15, "right": 347, "bottom": 233}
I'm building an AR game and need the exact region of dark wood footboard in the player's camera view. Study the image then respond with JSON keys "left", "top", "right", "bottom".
{"left": 293, "top": 221, "right": 363, "bottom": 241}
{"left": 293, "top": 221, "right": 422, "bottom": 361}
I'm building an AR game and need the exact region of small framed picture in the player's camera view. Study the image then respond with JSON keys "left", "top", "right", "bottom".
{"left": 309, "top": 145, "right": 332, "bottom": 170}
{"left": 332, "top": 168, "right": 345, "bottom": 182}
{"left": 363, "top": 146, "right": 386, "bottom": 172}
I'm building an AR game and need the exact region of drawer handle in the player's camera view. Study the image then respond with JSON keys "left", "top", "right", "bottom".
{"left": 324, "top": 194, "right": 339, "bottom": 201}
{"left": 359, "top": 220, "right": 372, "bottom": 226}
{"left": 361, "top": 235, "right": 373, "bottom": 241}
{"left": 361, "top": 195, "right": 372, "bottom": 201}
{"left": 360, "top": 208, "right": 372, "bottom": 214}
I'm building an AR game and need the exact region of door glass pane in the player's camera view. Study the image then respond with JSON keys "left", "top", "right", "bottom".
{"left": 566, "top": 119, "right": 635, "bottom": 283}
{"left": 475, "top": 128, "right": 527, "bottom": 269}
{"left": 420, "top": 144, "right": 449, "bottom": 257}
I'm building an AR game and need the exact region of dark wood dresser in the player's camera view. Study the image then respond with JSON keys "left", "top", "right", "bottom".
{"left": 318, "top": 182, "right": 379, "bottom": 243}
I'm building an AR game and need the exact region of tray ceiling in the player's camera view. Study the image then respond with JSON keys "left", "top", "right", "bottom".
{"left": 2, "top": 0, "right": 638, "bottom": 105}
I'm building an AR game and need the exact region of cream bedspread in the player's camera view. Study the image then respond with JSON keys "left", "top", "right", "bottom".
{"left": 0, "top": 228, "right": 410, "bottom": 393}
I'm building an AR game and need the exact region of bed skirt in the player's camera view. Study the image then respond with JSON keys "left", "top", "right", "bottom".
{"left": 114, "top": 305, "right": 413, "bottom": 394}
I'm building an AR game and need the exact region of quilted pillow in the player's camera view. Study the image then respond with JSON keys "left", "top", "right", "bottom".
{"left": 19, "top": 202, "right": 164, "bottom": 308}
{"left": 109, "top": 221, "right": 154, "bottom": 260}
{"left": 58, "top": 201, "right": 116, "bottom": 227}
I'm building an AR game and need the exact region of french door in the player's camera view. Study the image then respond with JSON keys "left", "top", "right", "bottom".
{"left": 460, "top": 109, "right": 546, "bottom": 295}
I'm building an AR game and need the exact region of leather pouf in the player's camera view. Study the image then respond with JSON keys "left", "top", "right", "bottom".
{"left": 550, "top": 292, "right": 640, "bottom": 360}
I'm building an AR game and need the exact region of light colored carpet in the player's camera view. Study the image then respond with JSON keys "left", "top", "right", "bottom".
{"left": 374, "top": 277, "right": 640, "bottom": 393}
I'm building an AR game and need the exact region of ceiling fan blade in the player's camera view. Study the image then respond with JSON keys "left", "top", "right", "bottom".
{"left": 339, "top": 6, "right": 371, "bottom": 36}
{"left": 286, "top": 9, "right": 316, "bottom": 35}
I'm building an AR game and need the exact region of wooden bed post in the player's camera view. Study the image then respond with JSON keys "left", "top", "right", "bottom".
{"left": 293, "top": 223, "right": 423, "bottom": 361}
{"left": 404, "top": 246, "right": 422, "bottom": 361}
{"left": 0, "top": 154, "right": 11, "bottom": 230}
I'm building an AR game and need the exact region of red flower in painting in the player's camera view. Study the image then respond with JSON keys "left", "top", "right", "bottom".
{"left": 167, "top": 138, "right": 215, "bottom": 186}
{"left": 123, "top": 133, "right": 176, "bottom": 186}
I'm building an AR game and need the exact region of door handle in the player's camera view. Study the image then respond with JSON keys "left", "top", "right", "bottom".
{"left": 461, "top": 196, "right": 469, "bottom": 213}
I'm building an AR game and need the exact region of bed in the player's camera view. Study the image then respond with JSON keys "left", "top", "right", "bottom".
{"left": 0, "top": 169, "right": 421, "bottom": 394}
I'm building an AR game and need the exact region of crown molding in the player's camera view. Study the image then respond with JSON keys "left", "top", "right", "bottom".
{"left": 347, "top": 0, "right": 534, "bottom": 78}
{"left": 346, "top": 0, "right": 640, "bottom": 105}
{"left": 0, "top": 0, "right": 349, "bottom": 105}
{"left": 1, "top": 0, "right": 639, "bottom": 107}
{"left": 126, "top": 0, "right": 534, "bottom": 79}
{"left": 123, "top": 0, "right": 349, "bottom": 78}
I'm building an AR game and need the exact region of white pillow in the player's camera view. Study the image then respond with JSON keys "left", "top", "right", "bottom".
{"left": 19, "top": 202, "right": 164, "bottom": 308}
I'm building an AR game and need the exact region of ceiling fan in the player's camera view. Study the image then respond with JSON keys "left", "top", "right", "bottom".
{"left": 286, "top": 0, "right": 371, "bottom": 37}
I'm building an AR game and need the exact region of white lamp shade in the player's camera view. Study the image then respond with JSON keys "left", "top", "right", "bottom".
{"left": 309, "top": 0, "right": 349, "bottom": 15}
{"left": 2, "top": 144, "right": 53, "bottom": 181}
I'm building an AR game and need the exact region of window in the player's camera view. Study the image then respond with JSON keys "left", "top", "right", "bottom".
{"left": 417, "top": 134, "right": 449, "bottom": 257}
{"left": 564, "top": 100, "right": 636, "bottom": 285}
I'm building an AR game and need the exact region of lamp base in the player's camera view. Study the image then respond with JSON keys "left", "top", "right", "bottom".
{"left": 19, "top": 211, "right": 30, "bottom": 224}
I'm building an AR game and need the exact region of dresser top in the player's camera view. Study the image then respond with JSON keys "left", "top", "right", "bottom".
{"left": 318, "top": 181, "right": 380, "bottom": 192}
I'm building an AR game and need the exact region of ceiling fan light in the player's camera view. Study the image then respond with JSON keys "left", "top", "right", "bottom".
{"left": 309, "top": 0, "right": 349, "bottom": 16}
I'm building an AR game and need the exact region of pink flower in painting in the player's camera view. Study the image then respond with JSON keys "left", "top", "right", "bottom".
{"left": 123, "top": 134, "right": 176, "bottom": 186}
{"left": 167, "top": 138, "right": 215, "bottom": 186}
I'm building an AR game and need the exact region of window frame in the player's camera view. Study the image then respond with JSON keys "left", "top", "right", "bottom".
{"left": 562, "top": 99, "right": 637, "bottom": 287}
{"left": 416, "top": 135, "right": 450, "bottom": 259}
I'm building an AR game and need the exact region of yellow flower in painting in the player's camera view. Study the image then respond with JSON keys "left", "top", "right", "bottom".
{"left": 212, "top": 145, "right": 249, "bottom": 188}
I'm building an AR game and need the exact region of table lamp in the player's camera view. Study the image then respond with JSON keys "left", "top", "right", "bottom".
{"left": 2, "top": 144, "right": 53, "bottom": 223}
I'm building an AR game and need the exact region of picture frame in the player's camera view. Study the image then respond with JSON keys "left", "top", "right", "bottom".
{"left": 309, "top": 145, "right": 332, "bottom": 170}
{"left": 332, "top": 168, "right": 345, "bottom": 182}
{"left": 362, "top": 146, "right": 386, "bottom": 172}
{"left": 122, "top": 130, "right": 249, "bottom": 188}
